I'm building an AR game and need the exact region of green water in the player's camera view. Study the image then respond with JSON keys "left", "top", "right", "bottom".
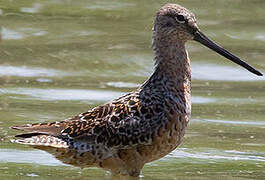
{"left": 0, "top": 0, "right": 265, "bottom": 179}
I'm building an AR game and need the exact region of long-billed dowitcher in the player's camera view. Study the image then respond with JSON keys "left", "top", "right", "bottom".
{"left": 11, "top": 4, "right": 262, "bottom": 177}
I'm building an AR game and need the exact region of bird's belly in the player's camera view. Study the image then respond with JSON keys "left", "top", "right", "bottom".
{"left": 137, "top": 114, "right": 189, "bottom": 163}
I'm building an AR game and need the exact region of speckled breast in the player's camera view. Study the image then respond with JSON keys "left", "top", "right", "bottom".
{"left": 137, "top": 112, "right": 189, "bottom": 163}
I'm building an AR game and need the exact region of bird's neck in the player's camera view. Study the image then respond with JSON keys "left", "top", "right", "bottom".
{"left": 148, "top": 39, "right": 191, "bottom": 93}
{"left": 140, "top": 39, "right": 191, "bottom": 117}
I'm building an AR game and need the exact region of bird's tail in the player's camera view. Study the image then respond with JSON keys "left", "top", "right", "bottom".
{"left": 11, "top": 121, "right": 70, "bottom": 148}
{"left": 11, "top": 133, "right": 69, "bottom": 148}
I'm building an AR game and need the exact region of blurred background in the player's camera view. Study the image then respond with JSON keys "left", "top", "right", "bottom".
{"left": 0, "top": 0, "right": 265, "bottom": 179}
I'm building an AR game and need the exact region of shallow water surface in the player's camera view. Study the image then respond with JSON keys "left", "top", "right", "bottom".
{"left": 0, "top": 0, "right": 265, "bottom": 179}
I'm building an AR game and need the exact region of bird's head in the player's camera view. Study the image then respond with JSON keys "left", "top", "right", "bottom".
{"left": 154, "top": 4, "right": 198, "bottom": 42}
{"left": 153, "top": 3, "right": 262, "bottom": 76}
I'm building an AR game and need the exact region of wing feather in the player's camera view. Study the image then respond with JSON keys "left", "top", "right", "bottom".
{"left": 12, "top": 91, "right": 166, "bottom": 149}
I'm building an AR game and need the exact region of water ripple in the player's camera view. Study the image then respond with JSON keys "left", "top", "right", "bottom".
{"left": 86, "top": 1, "right": 135, "bottom": 10}
{"left": 2, "top": 28, "right": 25, "bottom": 40}
{"left": 20, "top": 3, "right": 43, "bottom": 14}
{"left": 191, "top": 97, "right": 215, "bottom": 104}
{"left": 191, "top": 63, "right": 265, "bottom": 81}
{"left": 1, "top": 148, "right": 264, "bottom": 167}
{"left": 194, "top": 119, "right": 265, "bottom": 126}
{"left": 0, "top": 65, "right": 69, "bottom": 77}
{"left": 2, "top": 27, "right": 47, "bottom": 40}
{"left": 167, "top": 148, "right": 265, "bottom": 162}
{"left": 0, "top": 88, "right": 123, "bottom": 101}
{"left": 106, "top": 81, "right": 140, "bottom": 88}
{"left": 1, "top": 88, "right": 214, "bottom": 104}
{"left": 0, "top": 149, "right": 65, "bottom": 166}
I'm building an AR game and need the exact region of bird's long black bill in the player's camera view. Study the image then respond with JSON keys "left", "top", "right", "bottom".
{"left": 193, "top": 30, "right": 263, "bottom": 76}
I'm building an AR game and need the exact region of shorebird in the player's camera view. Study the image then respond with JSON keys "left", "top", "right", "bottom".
{"left": 11, "top": 4, "right": 262, "bottom": 177}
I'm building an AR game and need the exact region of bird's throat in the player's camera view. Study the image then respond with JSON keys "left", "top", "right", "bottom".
{"left": 153, "top": 41, "right": 191, "bottom": 92}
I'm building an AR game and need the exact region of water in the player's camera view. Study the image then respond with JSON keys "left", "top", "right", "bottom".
{"left": 0, "top": 0, "right": 265, "bottom": 179}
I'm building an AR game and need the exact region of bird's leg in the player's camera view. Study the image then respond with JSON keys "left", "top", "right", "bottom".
{"left": 117, "top": 148, "right": 145, "bottom": 177}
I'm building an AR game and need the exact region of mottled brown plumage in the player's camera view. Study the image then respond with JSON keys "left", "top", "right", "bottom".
{"left": 11, "top": 3, "right": 262, "bottom": 177}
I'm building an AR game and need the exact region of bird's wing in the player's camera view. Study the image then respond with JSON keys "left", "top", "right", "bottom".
{"left": 60, "top": 91, "right": 163, "bottom": 148}
{"left": 12, "top": 91, "right": 165, "bottom": 148}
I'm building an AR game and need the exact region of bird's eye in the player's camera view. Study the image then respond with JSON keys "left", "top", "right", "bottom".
{"left": 176, "top": 15, "right": 185, "bottom": 23}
